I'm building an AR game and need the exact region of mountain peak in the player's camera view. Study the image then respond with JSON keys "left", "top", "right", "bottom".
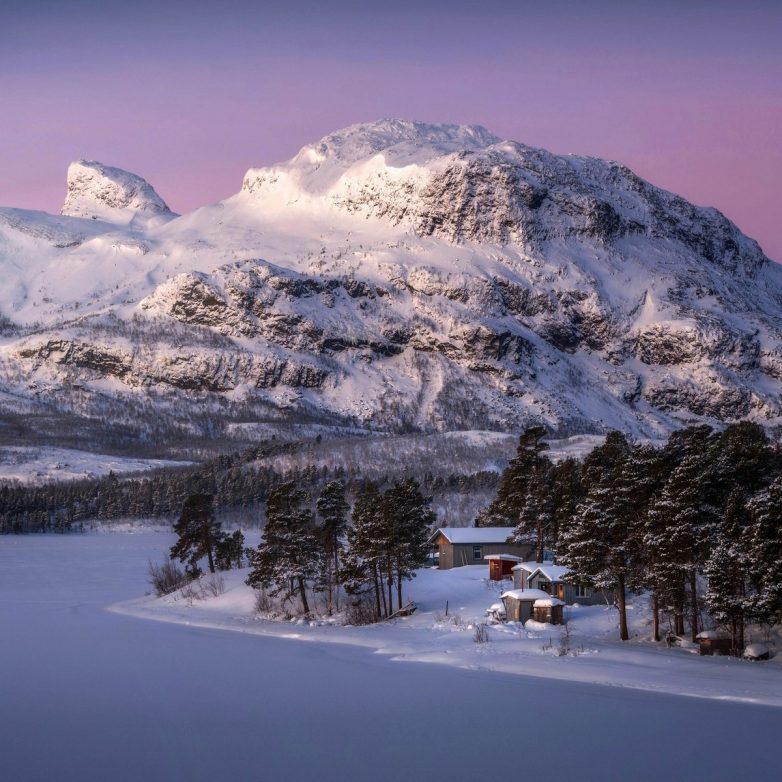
{"left": 242, "top": 119, "right": 500, "bottom": 197}
{"left": 294, "top": 119, "right": 500, "bottom": 164}
{"left": 61, "top": 160, "right": 174, "bottom": 223}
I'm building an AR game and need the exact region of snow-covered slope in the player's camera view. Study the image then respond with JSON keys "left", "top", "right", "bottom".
{"left": 1, "top": 119, "right": 780, "bottom": 447}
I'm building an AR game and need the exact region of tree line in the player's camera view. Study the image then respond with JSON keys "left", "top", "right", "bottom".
{"left": 479, "top": 422, "right": 782, "bottom": 649}
{"left": 167, "top": 478, "right": 435, "bottom": 622}
{"left": 0, "top": 437, "right": 495, "bottom": 534}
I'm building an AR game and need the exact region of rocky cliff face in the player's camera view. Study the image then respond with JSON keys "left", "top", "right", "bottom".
{"left": 0, "top": 120, "right": 780, "bottom": 445}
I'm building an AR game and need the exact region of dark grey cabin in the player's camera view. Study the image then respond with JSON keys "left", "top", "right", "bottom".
{"left": 429, "top": 527, "right": 531, "bottom": 570}
{"left": 512, "top": 562, "right": 609, "bottom": 606}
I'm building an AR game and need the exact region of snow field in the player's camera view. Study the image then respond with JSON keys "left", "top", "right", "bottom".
{"left": 116, "top": 555, "right": 782, "bottom": 708}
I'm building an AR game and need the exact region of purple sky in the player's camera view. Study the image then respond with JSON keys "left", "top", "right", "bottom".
{"left": 2, "top": 0, "right": 780, "bottom": 259}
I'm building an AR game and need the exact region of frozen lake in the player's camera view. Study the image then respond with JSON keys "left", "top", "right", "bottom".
{"left": 1, "top": 532, "right": 780, "bottom": 782}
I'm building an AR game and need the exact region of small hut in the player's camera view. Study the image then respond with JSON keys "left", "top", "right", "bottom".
{"left": 485, "top": 554, "right": 524, "bottom": 581}
{"left": 500, "top": 589, "right": 551, "bottom": 623}
{"left": 533, "top": 597, "right": 565, "bottom": 625}
{"left": 696, "top": 630, "right": 733, "bottom": 656}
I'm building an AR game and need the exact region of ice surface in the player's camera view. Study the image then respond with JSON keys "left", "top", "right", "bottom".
{"left": 1, "top": 532, "right": 781, "bottom": 781}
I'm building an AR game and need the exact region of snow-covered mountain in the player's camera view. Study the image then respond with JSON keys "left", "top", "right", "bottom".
{"left": 1, "top": 119, "right": 780, "bottom": 449}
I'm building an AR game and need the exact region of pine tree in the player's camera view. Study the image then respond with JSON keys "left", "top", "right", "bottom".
{"left": 381, "top": 479, "right": 436, "bottom": 612}
{"left": 704, "top": 492, "right": 749, "bottom": 653}
{"left": 316, "top": 480, "right": 349, "bottom": 614}
{"left": 477, "top": 426, "right": 551, "bottom": 527}
{"left": 215, "top": 529, "right": 245, "bottom": 570}
{"left": 246, "top": 482, "right": 320, "bottom": 615}
{"left": 744, "top": 477, "right": 782, "bottom": 630}
{"left": 340, "top": 481, "right": 386, "bottom": 618}
{"left": 170, "top": 493, "right": 223, "bottom": 574}
{"left": 559, "top": 432, "right": 637, "bottom": 640}
{"left": 645, "top": 426, "right": 718, "bottom": 639}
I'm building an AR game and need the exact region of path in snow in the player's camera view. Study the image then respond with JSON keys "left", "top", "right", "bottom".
{"left": 1, "top": 532, "right": 780, "bottom": 782}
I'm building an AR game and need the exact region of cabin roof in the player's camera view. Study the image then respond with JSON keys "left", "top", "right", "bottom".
{"left": 501, "top": 588, "right": 552, "bottom": 601}
{"left": 526, "top": 564, "right": 570, "bottom": 582}
{"left": 484, "top": 554, "right": 525, "bottom": 562}
{"left": 428, "top": 527, "right": 516, "bottom": 545}
{"left": 533, "top": 598, "right": 565, "bottom": 607}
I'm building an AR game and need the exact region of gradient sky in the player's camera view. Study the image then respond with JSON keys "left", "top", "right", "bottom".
{"left": 1, "top": 0, "right": 780, "bottom": 259}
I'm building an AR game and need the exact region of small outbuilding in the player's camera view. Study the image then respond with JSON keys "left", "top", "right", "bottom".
{"left": 485, "top": 554, "right": 524, "bottom": 581}
{"left": 533, "top": 597, "right": 565, "bottom": 625}
{"left": 500, "top": 589, "right": 552, "bottom": 623}
{"left": 696, "top": 630, "right": 733, "bottom": 657}
{"left": 428, "top": 527, "right": 532, "bottom": 570}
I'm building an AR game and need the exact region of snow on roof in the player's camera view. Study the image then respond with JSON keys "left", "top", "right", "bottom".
{"left": 429, "top": 527, "right": 516, "bottom": 544}
{"left": 484, "top": 554, "right": 524, "bottom": 562}
{"left": 527, "top": 564, "right": 570, "bottom": 582}
{"left": 511, "top": 560, "right": 544, "bottom": 572}
{"left": 501, "top": 589, "right": 552, "bottom": 601}
{"left": 696, "top": 630, "right": 727, "bottom": 640}
{"left": 510, "top": 562, "right": 569, "bottom": 583}
{"left": 744, "top": 644, "right": 770, "bottom": 658}
{"left": 533, "top": 598, "right": 565, "bottom": 608}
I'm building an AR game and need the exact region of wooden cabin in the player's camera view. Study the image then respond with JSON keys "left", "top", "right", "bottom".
{"left": 428, "top": 527, "right": 532, "bottom": 570}
{"left": 696, "top": 631, "right": 734, "bottom": 657}
{"left": 500, "top": 589, "right": 551, "bottom": 623}
{"left": 485, "top": 554, "right": 524, "bottom": 581}
{"left": 533, "top": 598, "right": 565, "bottom": 624}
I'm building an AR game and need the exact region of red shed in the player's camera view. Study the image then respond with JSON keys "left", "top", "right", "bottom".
{"left": 485, "top": 554, "right": 524, "bottom": 581}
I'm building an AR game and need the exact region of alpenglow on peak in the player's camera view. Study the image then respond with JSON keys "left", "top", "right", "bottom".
{"left": 61, "top": 160, "right": 174, "bottom": 223}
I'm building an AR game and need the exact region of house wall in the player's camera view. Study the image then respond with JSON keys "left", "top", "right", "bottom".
{"left": 438, "top": 544, "right": 454, "bottom": 570}
{"left": 439, "top": 542, "right": 532, "bottom": 569}
{"left": 564, "top": 584, "right": 611, "bottom": 606}
{"left": 502, "top": 596, "right": 535, "bottom": 623}
{"left": 512, "top": 569, "right": 528, "bottom": 589}
{"left": 514, "top": 572, "right": 612, "bottom": 605}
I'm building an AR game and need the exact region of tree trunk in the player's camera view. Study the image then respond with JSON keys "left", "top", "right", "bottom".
{"left": 674, "top": 596, "right": 685, "bottom": 636}
{"left": 372, "top": 565, "right": 382, "bottom": 619}
{"left": 652, "top": 591, "right": 660, "bottom": 642}
{"left": 396, "top": 571, "right": 403, "bottom": 613}
{"left": 689, "top": 568, "right": 699, "bottom": 643}
{"left": 333, "top": 541, "right": 340, "bottom": 611}
{"left": 376, "top": 565, "right": 387, "bottom": 617}
{"left": 536, "top": 519, "right": 544, "bottom": 563}
{"left": 298, "top": 576, "right": 309, "bottom": 615}
{"left": 206, "top": 543, "right": 215, "bottom": 574}
{"left": 387, "top": 567, "right": 394, "bottom": 617}
{"left": 617, "top": 573, "right": 629, "bottom": 641}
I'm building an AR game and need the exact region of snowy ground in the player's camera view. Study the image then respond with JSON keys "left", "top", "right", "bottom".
{"left": 118, "top": 556, "right": 782, "bottom": 708}
{"left": 2, "top": 531, "right": 781, "bottom": 782}
{"left": 0, "top": 446, "right": 189, "bottom": 484}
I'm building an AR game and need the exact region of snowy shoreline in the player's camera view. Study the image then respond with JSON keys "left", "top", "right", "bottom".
{"left": 111, "top": 565, "right": 782, "bottom": 709}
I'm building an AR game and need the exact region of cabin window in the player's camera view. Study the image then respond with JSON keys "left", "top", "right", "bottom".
{"left": 472, "top": 546, "right": 482, "bottom": 560}
{"left": 575, "top": 585, "right": 592, "bottom": 599}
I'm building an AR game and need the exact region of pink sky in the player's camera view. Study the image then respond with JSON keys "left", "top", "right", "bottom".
{"left": 1, "top": 1, "right": 780, "bottom": 259}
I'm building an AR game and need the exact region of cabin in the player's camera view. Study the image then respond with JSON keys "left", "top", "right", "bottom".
{"left": 500, "top": 589, "right": 554, "bottom": 623}
{"left": 428, "top": 527, "right": 532, "bottom": 570}
{"left": 696, "top": 630, "right": 734, "bottom": 657}
{"left": 511, "top": 562, "right": 608, "bottom": 606}
{"left": 533, "top": 597, "right": 565, "bottom": 624}
{"left": 484, "top": 554, "right": 524, "bottom": 581}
